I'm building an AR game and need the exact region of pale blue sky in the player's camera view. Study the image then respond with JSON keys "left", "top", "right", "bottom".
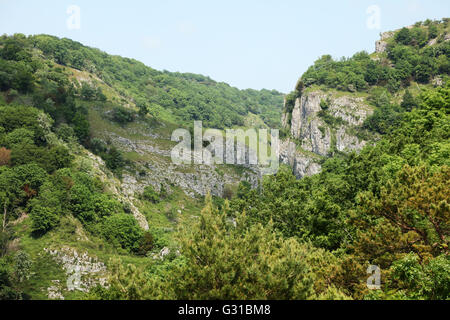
{"left": 1, "top": 0, "right": 449, "bottom": 92}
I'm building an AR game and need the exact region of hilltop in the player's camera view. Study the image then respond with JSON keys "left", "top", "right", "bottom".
{"left": 280, "top": 18, "right": 450, "bottom": 178}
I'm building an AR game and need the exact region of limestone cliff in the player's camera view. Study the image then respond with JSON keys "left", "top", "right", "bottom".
{"left": 280, "top": 90, "right": 373, "bottom": 178}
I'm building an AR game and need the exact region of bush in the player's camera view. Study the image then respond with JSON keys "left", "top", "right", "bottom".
{"left": 395, "top": 28, "right": 412, "bottom": 45}
{"left": 42, "top": 146, "right": 73, "bottom": 173}
{"left": 137, "top": 231, "right": 154, "bottom": 256}
{"left": 30, "top": 205, "right": 59, "bottom": 235}
{"left": 363, "top": 104, "right": 403, "bottom": 134}
{"left": 320, "top": 99, "right": 330, "bottom": 111}
{"left": 111, "top": 107, "right": 136, "bottom": 125}
{"left": 103, "top": 147, "right": 125, "bottom": 173}
{"left": 142, "top": 185, "right": 160, "bottom": 203}
{"left": 102, "top": 214, "right": 143, "bottom": 252}
{"left": 89, "top": 138, "right": 107, "bottom": 154}
{"left": 68, "top": 183, "right": 95, "bottom": 224}
{"left": 4, "top": 128, "right": 34, "bottom": 148}
{"left": 72, "top": 111, "right": 90, "bottom": 144}
{"left": 56, "top": 124, "right": 76, "bottom": 143}
{"left": 92, "top": 193, "right": 123, "bottom": 218}
{"left": 223, "top": 184, "right": 234, "bottom": 200}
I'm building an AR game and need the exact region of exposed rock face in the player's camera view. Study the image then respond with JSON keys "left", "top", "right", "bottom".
{"left": 375, "top": 31, "right": 394, "bottom": 53}
{"left": 83, "top": 150, "right": 149, "bottom": 230}
{"left": 100, "top": 126, "right": 261, "bottom": 199}
{"left": 281, "top": 97, "right": 289, "bottom": 128}
{"left": 44, "top": 247, "right": 108, "bottom": 299}
{"left": 280, "top": 90, "right": 373, "bottom": 178}
{"left": 380, "top": 31, "right": 394, "bottom": 40}
{"left": 279, "top": 139, "right": 321, "bottom": 178}
{"left": 375, "top": 40, "right": 388, "bottom": 53}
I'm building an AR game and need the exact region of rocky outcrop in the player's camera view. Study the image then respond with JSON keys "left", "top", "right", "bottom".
{"left": 101, "top": 128, "right": 261, "bottom": 199}
{"left": 280, "top": 90, "right": 373, "bottom": 178}
{"left": 82, "top": 149, "right": 149, "bottom": 230}
{"left": 279, "top": 139, "right": 321, "bottom": 178}
{"left": 375, "top": 40, "right": 388, "bottom": 53}
{"left": 375, "top": 31, "right": 394, "bottom": 53}
{"left": 44, "top": 247, "right": 108, "bottom": 299}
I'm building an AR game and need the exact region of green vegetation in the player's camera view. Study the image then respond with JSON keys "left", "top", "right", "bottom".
{"left": 0, "top": 19, "right": 449, "bottom": 301}
{"left": 0, "top": 33, "right": 283, "bottom": 129}
{"left": 299, "top": 20, "right": 450, "bottom": 94}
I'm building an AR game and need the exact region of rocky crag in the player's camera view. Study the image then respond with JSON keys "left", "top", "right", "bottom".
{"left": 280, "top": 90, "right": 373, "bottom": 178}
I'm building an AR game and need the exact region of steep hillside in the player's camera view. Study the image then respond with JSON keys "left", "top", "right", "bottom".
{"left": 0, "top": 32, "right": 279, "bottom": 299}
{"left": 9, "top": 34, "right": 284, "bottom": 129}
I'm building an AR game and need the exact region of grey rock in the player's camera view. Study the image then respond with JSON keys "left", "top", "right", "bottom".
{"left": 281, "top": 90, "right": 373, "bottom": 178}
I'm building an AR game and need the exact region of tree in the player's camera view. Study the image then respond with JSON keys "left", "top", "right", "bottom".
{"left": 87, "top": 259, "right": 164, "bottom": 300}
{"left": 401, "top": 90, "right": 418, "bottom": 112}
{"left": 72, "top": 111, "right": 90, "bottom": 144}
{"left": 395, "top": 28, "right": 412, "bottom": 45}
{"left": 389, "top": 253, "right": 450, "bottom": 300}
{"left": 42, "top": 145, "right": 73, "bottom": 173}
{"left": 104, "top": 147, "right": 125, "bottom": 173}
{"left": 102, "top": 214, "right": 143, "bottom": 252}
{"left": 0, "top": 259, "right": 22, "bottom": 300}
{"left": 111, "top": 107, "right": 135, "bottom": 125}
{"left": 428, "top": 25, "right": 439, "bottom": 39}
{"left": 13, "top": 251, "right": 32, "bottom": 283}
{"left": 354, "top": 165, "right": 449, "bottom": 266}
{"left": 80, "top": 82, "right": 96, "bottom": 100}
{"left": 30, "top": 205, "right": 59, "bottom": 235}
{"left": 167, "top": 194, "right": 316, "bottom": 299}
{"left": 69, "top": 183, "right": 95, "bottom": 224}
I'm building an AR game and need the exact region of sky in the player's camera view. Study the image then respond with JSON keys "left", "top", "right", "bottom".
{"left": 0, "top": 0, "right": 449, "bottom": 93}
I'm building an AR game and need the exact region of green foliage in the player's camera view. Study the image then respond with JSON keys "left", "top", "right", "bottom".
{"left": 110, "top": 106, "right": 136, "bottom": 125}
{"left": 389, "top": 253, "right": 450, "bottom": 299}
{"left": 401, "top": 89, "right": 418, "bottom": 111}
{"left": 363, "top": 104, "right": 403, "bottom": 134}
{"left": 142, "top": 185, "right": 160, "bottom": 204}
{"left": 231, "top": 165, "right": 348, "bottom": 251}
{"left": 320, "top": 98, "right": 330, "bottom": 111}
{"left": 166, "top": 195, "right": 317, "bottom": 299}
{"left": 137, "top": 232, "right": 155, "bottom": 256}
{"left": 13, "top": 251, "right": 32, "bottom": 283}
{"left": 79, "top": 83, "right": 105, "bottom": 101}
{"left": 68, "top": 183, "right": 96, "bottom": 224}
{"left": 0, "top": 34, "right": 284, "bottom": 129}
{"left": 300, "top": 20, "right": 449, "bottom": 94}
{"left": 72, "top": 111, "right": 90, "bottom": 144}
{"left": 1, "top": 23, "right": 449, "bottom": 301}
{"left": 0, "top": 258, "right": 22, "bottom": 300}
{"left": 4, "top": 128, "right": 34, "bottom": 148}
{"left": 395, "top": 27, "right": 413, "bottom": 45}
{"left": 30, "top": 205, "right": 60, "bottom": 235}
{"left": 284, "top": 90, "right": 300, "bottom": 114}
{"left": 102, "top": 214, "right": 144, "bottom": 252}
{"left": 227, "top": 81, "right": 450, "bottom": 299}
{"left": 55, "top": 124, "right": 76, "bottom": 143}
{"left": 0, "top": 106, "right": 45, "bottom": 145}
{"left": 102, "top": 146, "right": 125, "bottom": 174}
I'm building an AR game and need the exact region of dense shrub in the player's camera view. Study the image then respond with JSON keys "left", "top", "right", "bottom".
{"left": 142, "top": 185, "right": 160, "bottom": 203}
{"left": 102, "top": 214, "right": 143, "bottom": 252}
